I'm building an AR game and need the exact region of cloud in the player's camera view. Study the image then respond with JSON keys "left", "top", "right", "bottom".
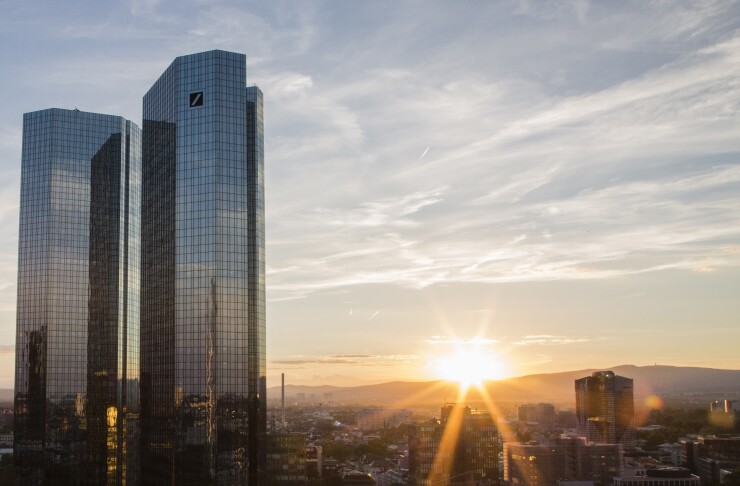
{"left": 1, "top": 1, "right": 739, "bottom": 373}
{"left": 272, "top": 358, "right": 358, "bottom": 366}
{"left": 515, "top": 335, "right": 604, "bottom": 346}
{"left": 426, "top": 336, "right": 499, "bottom": 345}
{"left": 271, "top": 354, "right": 418, "bottom": 367}
{"left": 312, "top": 188, "right": 445, "bottom": 229}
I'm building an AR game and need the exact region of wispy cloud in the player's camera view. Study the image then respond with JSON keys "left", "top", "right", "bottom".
{"left": 313, "top": 188, "right": 445, "bottom": 229}
{"left": 1, "top": 1, "right": 739, "bottom": 379}
{"left": 426, "top": 336, "right": 499, "bottom": 345}
{"left": 515, "top": 335, "right": 604, "bottom": 346}
{"left": 271, "top": 354, "right": 418, "bottom": 367}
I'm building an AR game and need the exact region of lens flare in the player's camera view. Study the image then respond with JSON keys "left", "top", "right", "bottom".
{"left": 644, "top": 394, "right": 664, "bottom": 410}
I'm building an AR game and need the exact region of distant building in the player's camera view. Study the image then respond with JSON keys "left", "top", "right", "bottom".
{"left": 306, "top": 443, "right": 323, "bottom": 478}
{"left": 409, "top": 404, "right": 499, "bottom": 485}
{"left": 323, "top": 458, "right": 340, "bottom": 477}
{"left": 517, "top": 403, "right": 556, "bottom": 425}
{"left": 266, "top": 432, "right": 307, "bottom": 485}
{"left": 557, "top": 410, "right": 578, "bottom": 428}
{"left": 0, "top": 410, "right": 13, "bottom": 429}
{"left": 376, "top": 469, "right": 405, "bottom": 486}
{"left": 710, "top": 400, "right": 739, "bottom": 414}
{"left": 0, "top": 432, "right": 12, "bottom": 447}
{"left": 357, "top": 408, "right": 413, "bottom": 431}
{"left": 613, "top": 467, "right": 700, "bottom": 486}
{"left": 575, "top": 371, "right": 635, "bottom": 449}
{"left": 504, "top": 437, "right": 622, "bottom": 486}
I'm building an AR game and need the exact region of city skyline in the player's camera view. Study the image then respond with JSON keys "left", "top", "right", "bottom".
{"left": 1, "top": 1, "right": 739, "bottom": 389}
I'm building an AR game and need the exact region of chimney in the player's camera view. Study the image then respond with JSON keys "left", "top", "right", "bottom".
{"left": 281, "top": 373, "right": 286, "bottom": 428}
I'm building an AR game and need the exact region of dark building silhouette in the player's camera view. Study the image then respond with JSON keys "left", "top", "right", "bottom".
{"left": 575, "top": 371, "right": 635, "bottom": 449}
{"left": 517, "top": 403, "right": 556, "bottom": 425}
{"left": 409, "top": 404, "right": 499, "bottom": 485}
{"left": 140, "top": 50, "right": 265, "bottom": 485}
{"left": 342, "top": 470, "right": 377, "bottom": 485}
{"left": 681, "top": 435, "right": 740, "bottom": 484}
{"left": 14, "top": 109, "right": 141, "bottom": 485}
{"left": 614, "top": 467, "right": 700, "bottom": 486}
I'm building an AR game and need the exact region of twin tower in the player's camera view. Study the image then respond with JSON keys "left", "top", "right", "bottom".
{"left": 14, "top": 50, "right": 266, "bottom": 485}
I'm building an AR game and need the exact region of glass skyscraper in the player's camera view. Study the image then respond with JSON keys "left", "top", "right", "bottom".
{"left": 140, "top": 50, "right": 265, "bottom": 485}
{"left": 575, "top": 371, "right": 635, "bottom": 449}
{"left": 14, "top": 108, "right": 141, "bottom": 485}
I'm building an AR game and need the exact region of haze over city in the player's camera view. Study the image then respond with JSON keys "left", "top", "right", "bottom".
{"left": 0, "top": 1, "right": 739, "bottom": 390}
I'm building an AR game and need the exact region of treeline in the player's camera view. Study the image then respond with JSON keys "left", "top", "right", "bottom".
{"left": 638, "top": 408, "right": 740, "bottom": 449}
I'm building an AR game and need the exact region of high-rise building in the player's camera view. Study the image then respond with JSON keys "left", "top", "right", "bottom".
{"left": 139, "top": 50, "right": 265, "bottom": 485}
{"left": 408, "top": 404, "right": 499, "bottom": 485}
{"left": 14, "top": 108, "right": 141, "bottom": 485}
{"left": 575, "top": 371, "right": 635, "bottom": 448}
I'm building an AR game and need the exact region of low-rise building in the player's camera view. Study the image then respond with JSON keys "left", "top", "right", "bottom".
{"left": 613, "top": 467, "right": 700, "bottom": 486}
{"left": 357, "top": 409, "right": 413, "bottom": 431}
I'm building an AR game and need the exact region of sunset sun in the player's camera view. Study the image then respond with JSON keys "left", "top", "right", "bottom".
{"left": 433, "top": 346, "right": 507, "bottom": 390}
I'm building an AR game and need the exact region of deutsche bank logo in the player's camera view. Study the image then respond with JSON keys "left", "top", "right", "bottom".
{"left": 189, "top": 92, "right": 204, "bottom": 107}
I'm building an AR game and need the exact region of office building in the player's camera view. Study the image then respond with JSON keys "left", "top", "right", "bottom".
{"left": 504, "top": 437, "right": 622, "bottom": 486}
{"left": 504, "top": 441, "right": 563, "bottom": 486}
{"left": 575, "top": 371, "right": 635, "bottom": 448}
{"left": 14, "top": 108, "right": 141, "bottom": 485}
{"left": 139, "top": 50, "right": 265, "bottom": 485}
{"left": 266, "top": 432, "right": 307, "bottom": 485}
{"left": 409, "top": 404, "right": 499, "bottom": 485}
{"left": 682, "top": 435, "right": 740, "bottom": 484}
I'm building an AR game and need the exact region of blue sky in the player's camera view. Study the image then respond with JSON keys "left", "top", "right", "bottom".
{"left": 0, "top": 0, "right": 739, "bottom": 388}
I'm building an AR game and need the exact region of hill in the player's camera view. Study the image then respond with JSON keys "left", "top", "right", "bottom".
{"left": 269, "top": 365, "right": 740, "bottom": 408}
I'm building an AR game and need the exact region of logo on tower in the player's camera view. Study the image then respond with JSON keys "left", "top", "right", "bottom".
{"left": 189, "top": 92, "right": 204, "bottom": 107}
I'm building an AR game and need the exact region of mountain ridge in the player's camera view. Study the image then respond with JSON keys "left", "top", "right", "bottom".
{"left": 268, "top": 364, "right": 740, "bottom": 407}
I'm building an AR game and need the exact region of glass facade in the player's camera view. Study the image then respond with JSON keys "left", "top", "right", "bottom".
{"left": 575, "top": 371, "right": 636, "bottom": 449}
{"left": 14, "top": 108, "right": 141, "bottom": 485}
{"left": 141, "top": 50, "right": 265, "bottom": 485}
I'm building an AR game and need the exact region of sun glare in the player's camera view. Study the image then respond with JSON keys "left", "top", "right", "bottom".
{"left": 433, "top": 346, "right": 507, "bottom": 390}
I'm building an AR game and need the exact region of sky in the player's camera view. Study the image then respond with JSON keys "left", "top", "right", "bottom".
{"left": 0, "top": 0, "right": 739, "bottom": 389}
